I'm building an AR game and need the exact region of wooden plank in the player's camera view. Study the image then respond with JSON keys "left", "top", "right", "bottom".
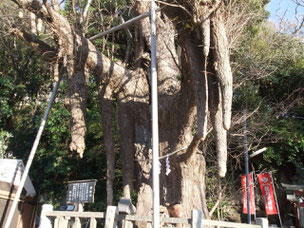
{"left": 46, "top": 211, "right": 262, "bottom": 228}
{"left": 120, "top": 215, "right": 261, "bottom": 228}
{"left": 0, "top": 190, "right": 25, "bottom": 202}
{"left": 45, "top": 211, "right": 105, "bottom": 218}
{"left": 200, "top": 219, "right": 261, "bottom": 228}
{"left": 59, "top": 216, "right": 69, "bottom": 227}
{"left": 71, "top": 217, "right": 81, "bottom": 228}
{"left": 104, "top": 206, "right": 118, "bottom": 228}
{"left": 161, "top": 217, "right": 190, "bottom": 224}
{"left": 281, "top": 183, "right": 304, "bottom": 191}
{"left": 53, "top": 217, "right": 59, "bottom": 228}
{"left": 90, "top": 217, "right": 97, "bottom": 228}
{"left": 119, "top": 215, "right": 189, "bottom": 224}
{"left": 118, "top": 215, "right": 151, "bottom": 222}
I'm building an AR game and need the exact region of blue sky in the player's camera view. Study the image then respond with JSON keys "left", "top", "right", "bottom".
{"left": 266, "top": 0, "right": 304, "bottom": 23}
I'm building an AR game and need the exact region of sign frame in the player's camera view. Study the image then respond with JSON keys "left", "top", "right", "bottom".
{"left": 66, "top": 179, "right": 97, "bottom": 204}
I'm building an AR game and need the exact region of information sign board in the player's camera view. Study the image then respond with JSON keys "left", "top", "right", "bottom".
{"left": 66, "top": 179, "right": 97, "bottom": 203}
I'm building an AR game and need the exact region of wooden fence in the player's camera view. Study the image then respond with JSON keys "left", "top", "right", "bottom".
{"left": 40, "top": 204, "right": 265, "bottom": 228}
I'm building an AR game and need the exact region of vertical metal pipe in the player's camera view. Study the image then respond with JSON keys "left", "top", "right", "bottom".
{"left": 4, "top": 78, "right": 61, "bottom": 228}
{"left": 251, "top": 172, "right": 257, "bottom": 222}
{"left": 243, "top": 110, "right": 251, "bottom": 224}
{"left": 151, "top": 1, "right": 160, "bottom": 228}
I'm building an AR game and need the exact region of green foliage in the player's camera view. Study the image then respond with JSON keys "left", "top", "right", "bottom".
{"left": 206, "top": 166, "right": 236, "bottom": 220}
{"left": 231, "top": 18, "right": 304, "bottom": 183}
{"left": 0, "top": 131, "right": 14, "bottom": 158}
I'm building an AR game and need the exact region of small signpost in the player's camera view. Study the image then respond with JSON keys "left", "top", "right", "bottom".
{"left": 65, "top": 179, "right": 97, "bottom": 228}
{"left": 66, "top": 179, "right": 97, "bottom": 204}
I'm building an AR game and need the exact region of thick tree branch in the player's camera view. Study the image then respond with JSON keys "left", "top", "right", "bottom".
{"left": 98, "top": 84, "right": 116, "bottom": 205}
{"left": 180, "top": 38, "right": 208, "bottom": 162}
{"left": 9, "top": 26, "right": 57, "bottom": 61}
{"left": 209, "top": 73, "right": 228, "bottom": 178}
{"left": 211, "top": 10, "right": 233, "bottom": 131}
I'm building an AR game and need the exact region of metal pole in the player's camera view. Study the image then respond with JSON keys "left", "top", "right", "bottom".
{"left": 249, "top": 147, "right": 267, "bottom": 158}
{"left": 5, "top": 78, "right": 62, "bottom": 228}
{"left": 151, "top": 1, "right": 160, "bottom": 228}
{"left": 89, "top": 7, "right": 160, "bottom": 41}
{"left": 251, "top": 172, "right": 257, "bottom": 222}
{"left": 243, "top": 110, "right": 251, "bottom": 224}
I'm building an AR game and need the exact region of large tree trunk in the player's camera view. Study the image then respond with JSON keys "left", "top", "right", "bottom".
{"left": 132, "top": 1, "right": 231, "bottom": 219}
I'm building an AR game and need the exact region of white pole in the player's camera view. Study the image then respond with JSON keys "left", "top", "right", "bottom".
{"left": 89, "top": 8, "right": 160, "bottom": 41}
{"left": 5, "top": 78, "right": 61, "bottom": 228}
{"left": 243, "top": 110, "right": 251, "bottom": 224}
{"left": 151, "top": 1, "right": 160, "bottom": 228}
{"left": 249, "top": 147, "right": 267, "bottom": 158}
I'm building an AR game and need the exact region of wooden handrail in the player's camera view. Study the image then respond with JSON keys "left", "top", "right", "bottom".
{"left": 45, "top": 211, "right": 105, "bottom": 218}
{"left": 119, "top": 214, "right": 261, "bottom": 228}
{"left": 200, "top": 219, "right": 261, "bottom": 228}
{"left": 41, "top": 205, "right": 265, "bottom": 228}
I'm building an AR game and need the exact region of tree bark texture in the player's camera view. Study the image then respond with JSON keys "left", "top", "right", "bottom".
{"left": 8, "top": 0, "right": 233, "bottom": 217}
{"left": 98, "top": 83, "right": 115, "bottom": 205}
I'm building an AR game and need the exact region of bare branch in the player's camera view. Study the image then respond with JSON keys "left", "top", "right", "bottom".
{"left": 81, "top": 0, "right": 94, "bottom": 26}
{"left": 50, "top": 0, "right": 60, "bottom": 11}
{"left": 155, "top": 0, "right": 191, "bottom": 17}
{"left": 9, "top": 26, "right": 57, "bottom": 61}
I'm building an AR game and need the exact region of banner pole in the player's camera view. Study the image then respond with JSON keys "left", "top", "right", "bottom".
{"left": 243, "top": 110, "right": 251, "bottom": 224}
{"left": 270, "top": 172, "right": 283, "bottom": 227}
{"left": 251, "top": 172, "right": 257, "bottom": 222}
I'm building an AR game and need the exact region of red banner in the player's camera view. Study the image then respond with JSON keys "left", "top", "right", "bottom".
{"left": 241, "top": 174, "right": 256, "bottom": 214}
{"left": 258, "top": 173, "right": 278, "bottom": 215}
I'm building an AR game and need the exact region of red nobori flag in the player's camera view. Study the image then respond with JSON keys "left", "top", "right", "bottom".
{"left": 258, "top": 173, "right": 278, "bottom": 215}
{"left": 241, "top": 174, "right": 256, "bottom": 214}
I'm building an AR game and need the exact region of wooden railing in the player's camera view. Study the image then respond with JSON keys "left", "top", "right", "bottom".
{"left": 40, "top": 204, "right": 266, "bottom": 228}
{"left": 46, "top": 211, "right": 105, "bottom": 228}
{"left": 119, "top": 214, "right": 263, "bottom": 228}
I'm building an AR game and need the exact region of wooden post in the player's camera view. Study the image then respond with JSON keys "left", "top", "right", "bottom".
{"left": 256, "top": 217, "right": 268, "bottom": 228}
{"left": 71, "top": 203, "right": 83, "bottom": 228}
{"left": 191, "top": 210, "right": 205, "bottom": 228}
{"left": 54, "top": 217, "right": 59, "bottom": 228}
{"left": 54, "top": 216, "right": 69, "bottom": 228}
{"left": 105, "top": 206, "right": 118, "bottom": 228}
{"left": 71, "top": 217, "right": 81, "bottom": 228}
{"left": 118, "top": 198, "right": 136, "bottom": 228}
{"left": 39, "top": 204, "right": 53, "bottom": 228}
{"left": 90, "top": 217, "right": 97, "bottom": 228}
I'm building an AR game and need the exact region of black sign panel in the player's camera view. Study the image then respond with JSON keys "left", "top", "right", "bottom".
{"left": 66, "top": 179, "right": 97, "bottom": 203}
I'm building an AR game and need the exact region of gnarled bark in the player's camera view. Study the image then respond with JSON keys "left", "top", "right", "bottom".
{"left": 210, "top": 11, "right": 233, "bottom": 131}
{"left": 98, "top": 83, "right": 115, "bottom": 205}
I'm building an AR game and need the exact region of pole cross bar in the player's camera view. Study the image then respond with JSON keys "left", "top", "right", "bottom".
{"left": 89, "top": 8, "right": 161, "bottom": 41}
